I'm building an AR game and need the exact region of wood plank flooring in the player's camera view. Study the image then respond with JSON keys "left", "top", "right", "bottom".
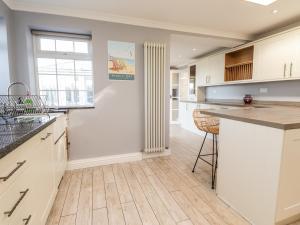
{"left": 46, "top": 125, "right": 299, "bottom": 225}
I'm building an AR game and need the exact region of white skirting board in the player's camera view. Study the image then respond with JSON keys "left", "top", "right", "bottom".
{"left": 67, "top": 149, "right": 172, "bottom": 170}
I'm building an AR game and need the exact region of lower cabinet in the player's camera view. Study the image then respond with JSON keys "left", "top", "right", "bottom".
{"left": 0, "top": 114, "right": 68, "bottom": 225}
{"left": 53, "top": 132, "right": 67, "bottom": 188}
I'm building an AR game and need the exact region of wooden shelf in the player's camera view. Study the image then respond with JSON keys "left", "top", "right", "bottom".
{"left": 225, "top": 61, "right": 253, "bottom": 68}
{"left": 225, "top": 46, "right": 254, "bottom": 82}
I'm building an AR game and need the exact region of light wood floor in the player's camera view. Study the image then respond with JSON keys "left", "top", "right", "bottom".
{"left": 46, "top": 125, "right": 299, "bottom": 225}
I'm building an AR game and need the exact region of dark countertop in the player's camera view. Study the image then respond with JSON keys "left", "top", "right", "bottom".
{"left": 0, "top": 116, "right": 56, "bottom": 159}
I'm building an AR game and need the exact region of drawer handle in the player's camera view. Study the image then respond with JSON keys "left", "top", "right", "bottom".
{"left": 23, "top": 215, "right": 32, "bottom": 225}
{"left": 54, "top": 131, "right": 66, "bottom": 145}
{"left": 41, "top": 132, "right": 52, "bottom": 141}
{"left": 0, "top": 160, "right": 26, "bottom": 182}
{"left": 4, "top": 189, "right": 29, "bottom": 217}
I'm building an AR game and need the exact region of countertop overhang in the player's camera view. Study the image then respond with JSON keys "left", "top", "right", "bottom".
{"left": 200, "top": 106, "right": 300, "bottom": 130}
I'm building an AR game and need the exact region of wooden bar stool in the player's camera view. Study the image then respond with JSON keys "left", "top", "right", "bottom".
{"left": 192, "top": 109, "right": 219, "bottom": 189}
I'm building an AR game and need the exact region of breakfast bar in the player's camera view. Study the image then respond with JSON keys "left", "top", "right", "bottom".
{"left": 201, "top": 106, "right": 300, "bottom": 225}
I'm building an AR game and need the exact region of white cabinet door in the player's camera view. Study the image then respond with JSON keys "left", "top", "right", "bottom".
{"left": 196, "top": 60, "right": 207, "bottom": 86}
{"left": 196, "top": 53, "right": 225, "bottom": 86}
{"left": 253, "top": 31, "right": 295, "bottom": 81}
{"left": 35, "top": 127, "right": 56, "bottom": 225}
{"left": 54, "top": 133, "right": 67, "bottom": 188}
{"left": 276, "top": 129, "right": 300, "bottom": 223}
{"left": 210, "top": 53, "right": 225, "bottom": 84}
{"left": 291, "top": 29, "right": 300, "bottom": 78}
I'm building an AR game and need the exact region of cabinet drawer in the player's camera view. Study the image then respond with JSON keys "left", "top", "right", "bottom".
{"left": 0, "top": 164, "right": 39, "bottom": 225}
{"left": 9, "top": 187, "right": 39, "bottom": 225}
{"left": 0, "top": 127, "right": 52, "bottom": 194}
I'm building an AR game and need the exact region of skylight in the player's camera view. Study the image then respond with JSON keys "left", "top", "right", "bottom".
{"left": 245, "top": 0, "right": 278, "bottom": 6}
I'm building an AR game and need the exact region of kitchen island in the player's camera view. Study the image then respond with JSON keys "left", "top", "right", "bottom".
{"left": 201, "top": 105, "right": 300, "bottom": 225}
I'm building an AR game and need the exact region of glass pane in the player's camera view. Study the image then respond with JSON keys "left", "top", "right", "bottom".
{"left": 39, "top": 75, "right": 57, "bottom": 90}
{"left": 77, "top": 91, "right": 94, "bottom": 106}
{"left": 37, "top": 58, "right": 56, "bottom": 75}
{"left": 57, "top": 59, "right": 74, "bottom": 75}
{"left": 56, "top": 40, "right": 74, "bottom": 52}
{"left": 75, "top": 76, "right": 93, "bottom": 91}
{"left": 40, "top": 38, "right": 55, "bottom": 51}
{"left": 57, "top": 75, "right": 75, "bottom": 90}
{"left": 58, "top": 91, "right": 75, "bottom": 106}
{"left": 75, "top": 60, "right": 92, "bottom": 75}
{"left": 74, "top": 41, "right": 88, "bottom": 53}
{"left": 40, "top": 90, "right": 58, "bottom": 107}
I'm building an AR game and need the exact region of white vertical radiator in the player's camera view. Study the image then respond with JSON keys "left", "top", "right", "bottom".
{"left": 144, "top": 42, "right": 166, "bottom": 153}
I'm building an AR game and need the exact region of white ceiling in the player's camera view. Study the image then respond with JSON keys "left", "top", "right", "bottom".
{"left": 170, "top": 34, "right": 245, "bottom": 67}
{"left": 4, "top": 0, "right": 300, "bottom": 67}
{"left": 5, "top": 0, "right": 300, "bottom": 40}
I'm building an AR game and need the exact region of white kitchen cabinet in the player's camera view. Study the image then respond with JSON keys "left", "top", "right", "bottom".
{"left": 179, "top": 102, "right": 199, "bottom": 134}
{"left": 0, "top": 114, "right": 68, "bottom": 225}
{"left": 253, "top": 29, "right": 300, "bottom": 81}
{"left": 292, "top": 29, "right": 300, "bottom": 78}
{"left": 276, "top": 129, "right": 300, "bottom": 223}
{"left": 196, "top": 53, "right": 225, "bottom": 86}
{"left": 53, "top": 132, "right": 67, "bottom": 188}
{"left": 53, "top": 114, "right": 68, "bottom": 188}
{"left": 217, "top": 119, "right": 300, "bottom": 225}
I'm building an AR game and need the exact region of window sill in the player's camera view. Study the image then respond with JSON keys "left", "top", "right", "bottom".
{"left": 49, "top": 106, "right": 95, "bottom": 113}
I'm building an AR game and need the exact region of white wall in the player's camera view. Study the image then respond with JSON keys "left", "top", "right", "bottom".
{"left": 0, "top": 18, "right": 10, "bottom": 94}
{"left": 0, "top": 0, "right": 13, "bottom": 93}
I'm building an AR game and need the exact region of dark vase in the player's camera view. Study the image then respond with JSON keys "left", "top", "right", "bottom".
{"left": 243, "top": 94, "right": 253, "bottom": 104}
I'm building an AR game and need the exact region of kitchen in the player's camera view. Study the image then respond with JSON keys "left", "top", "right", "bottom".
{"left": 1, "top": 0, "right": 300, "bottom": 225}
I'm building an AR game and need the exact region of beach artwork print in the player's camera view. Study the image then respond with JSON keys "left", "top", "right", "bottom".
{"left": 108, "top": 41, "right": 135, "bottom": 80}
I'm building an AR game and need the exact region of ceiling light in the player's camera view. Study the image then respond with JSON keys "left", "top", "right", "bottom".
{"left": 192, "top": 48, "right": 197, "bottom": 51}
{"left": 245, "top": 0, "right": 278, "bottom": 6}
{"left": 178, "top": 55, "right": 182, "bottom": 58}
{"left": 272, "top": 9, "right": 278, "bottom": 14}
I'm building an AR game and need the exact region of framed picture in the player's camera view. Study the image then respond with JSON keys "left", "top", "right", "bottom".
{"left": 108, "top": 41, "right": 135, "bottom": 80}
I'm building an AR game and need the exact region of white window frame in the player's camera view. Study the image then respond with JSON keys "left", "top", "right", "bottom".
{"left": 32, "top": 31, "right": 94, "bottom": 108}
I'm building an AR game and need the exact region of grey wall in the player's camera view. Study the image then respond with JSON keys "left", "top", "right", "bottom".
{"left": 11, "top": 10, "right": 171, "bottom": 160}
{"left": 206, "top": 80, "right": 300, "bottom": 102}
{"left": 0, "top": 0, "right": 14, "bottom": 94}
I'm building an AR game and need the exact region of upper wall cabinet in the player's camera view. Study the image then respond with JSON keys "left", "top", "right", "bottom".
{"left": 293, "top": 29, "right": 300, "bottom": 78}
{"left": 196, "top": 53, "right": 225, "bottom": 86}
{"left": 253, "top": 29, "right": 300, "bottom": 81}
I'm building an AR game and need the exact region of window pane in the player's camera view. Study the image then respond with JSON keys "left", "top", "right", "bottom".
{"left": 39, "top": 75, "right": 57, "bottom": 90}
{"left": 37, "top": 58, "right": 56, "bottom": 75}
{"left": 58, "top": 91, "right": 75, "bottom": 106}
{"left": 74, "top": 41, "right": 88, "bottom": 53}
{"left": 56, "top": 40, "right": 74, "bottom": 52}
{"left": 57, "top": 59, "right": 74, "bottom": 75}
{"left": 77, "top": 91, "right": 93, "bottom": 106}
{"left": 75, "top": 60, "right": 92, "bottom": 75}
{"left": 40, "top": 90, "right": 58, "bottom": 107}
{"left": 75, "top": 76, "right": 93, "bottom": 91}
{"left": 58, "top": 76, "right": 75, "bottom": 90}
{"left": 40, "top": 38, "right": 55, "bottom": 51}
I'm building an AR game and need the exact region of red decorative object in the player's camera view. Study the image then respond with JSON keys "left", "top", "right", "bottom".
{"left": 243, "top": 94, "right": 253, "bottom": 104}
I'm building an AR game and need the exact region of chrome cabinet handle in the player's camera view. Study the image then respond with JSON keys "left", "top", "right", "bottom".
{"left": 284, "top": 63, "right": 287, "bottom": 77}
{"left": 290, "top": 62, "right": 293, "bottom": 77}
{"left": 0, "top": 160, "right": 26, "bottom": 182}
{"left": 41, "top": 132, "right": 52, "bottom": 141}
{"left": 4, "top": 189, "right": 29, "bottom": 217}
{"left": 23, "top": 215, "right": 32, "bottom": 225}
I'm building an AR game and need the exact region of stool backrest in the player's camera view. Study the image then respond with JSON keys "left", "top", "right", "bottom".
{"left": 193, "top": 109, "right": 220, "bottom": 134}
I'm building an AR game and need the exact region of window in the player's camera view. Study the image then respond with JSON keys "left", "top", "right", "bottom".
{"left": 33, "top": 31, "right": 94, "bottom": 108}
